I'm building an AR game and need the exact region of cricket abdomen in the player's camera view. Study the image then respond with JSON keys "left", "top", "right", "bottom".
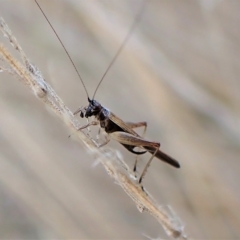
{"left": 121, "top": 144, "right": 147, "bottom": 155}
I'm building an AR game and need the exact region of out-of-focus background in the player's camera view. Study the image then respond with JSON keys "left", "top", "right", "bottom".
{"left": 0, "top": 0, "right": 240, "bottom": 239}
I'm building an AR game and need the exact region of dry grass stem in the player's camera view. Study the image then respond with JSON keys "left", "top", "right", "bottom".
{"left": 0, "top": 17, "right": 188, "bottom": 239}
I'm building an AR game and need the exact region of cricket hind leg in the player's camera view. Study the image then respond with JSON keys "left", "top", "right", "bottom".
{"left": 138, "top": 148, "right": 158, "bottom": 183}
{"left": 109, "top": 131, "right": 160, "bottom": 184}
{"left": 144, "top": 146, "right": 180, "bottom": 168}
{"left": 126, "top": 122, "right": 147, "bottom": 173}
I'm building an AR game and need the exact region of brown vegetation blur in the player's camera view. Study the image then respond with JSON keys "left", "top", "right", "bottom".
{"left": 0, "top": 0, "right": 240, "bottom": 239}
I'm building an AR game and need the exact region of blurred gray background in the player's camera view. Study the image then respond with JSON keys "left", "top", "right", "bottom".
{"left": 0, "top": 0, "right": 240, "bottom": 239}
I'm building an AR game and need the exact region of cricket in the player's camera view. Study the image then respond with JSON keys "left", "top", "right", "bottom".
{"left": 35, "top": 0, "right": 180, "bottom": 184}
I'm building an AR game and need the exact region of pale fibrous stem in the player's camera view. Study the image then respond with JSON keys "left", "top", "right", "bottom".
{"left": 0, "top": 17, "right": 187, "bottom": 239}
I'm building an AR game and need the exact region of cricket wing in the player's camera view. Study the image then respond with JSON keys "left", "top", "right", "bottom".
{"left": 108, "top": 112, "right": 140, "bottom": 137}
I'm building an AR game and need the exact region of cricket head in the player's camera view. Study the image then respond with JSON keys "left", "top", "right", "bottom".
{"left": 84, "top": 98, "right": 102, "bottom": 118}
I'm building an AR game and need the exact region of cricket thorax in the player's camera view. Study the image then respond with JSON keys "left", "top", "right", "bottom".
{"left": 84, "top": 99, "right": 124, "bottom": 134}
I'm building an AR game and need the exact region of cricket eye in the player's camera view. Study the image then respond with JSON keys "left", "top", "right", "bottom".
{"left": 80, "top": 111, "right": 84, "bottom": 118}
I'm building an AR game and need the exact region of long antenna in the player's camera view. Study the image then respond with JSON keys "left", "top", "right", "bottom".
{"left": 92, "top": 0, "right": 147, "bottom": 99}
{"left": 34, "top": 0, "right": 89, "bottom": 98}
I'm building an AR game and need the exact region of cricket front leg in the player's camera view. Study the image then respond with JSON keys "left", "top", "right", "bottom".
{"left": 109, "top": 131, "right": 160, "bottom": 183}
{"left": 78, "top": 121, "right": 110, "bottom": 147}
{"left": 77, "top": 121, "right": 98, "bottom": 131}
